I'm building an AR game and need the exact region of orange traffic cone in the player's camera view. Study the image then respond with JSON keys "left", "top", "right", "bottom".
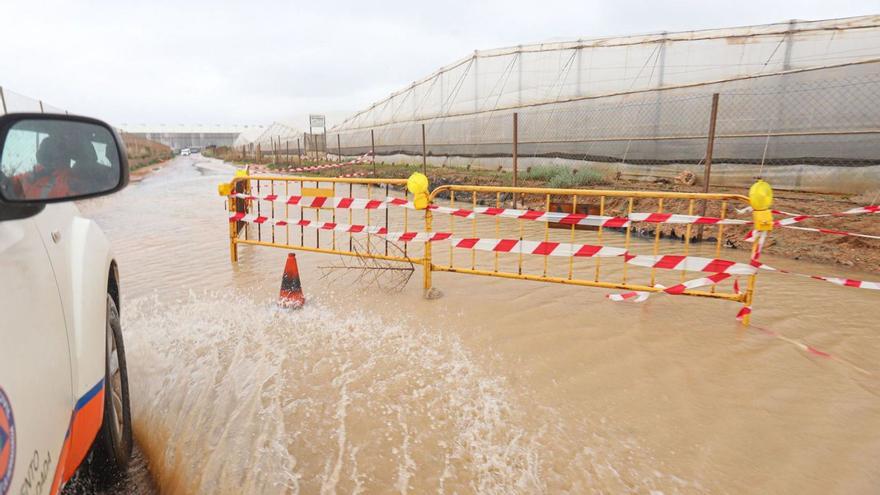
{"left": 278, "top": 253, "right": 305, "bottom": 308}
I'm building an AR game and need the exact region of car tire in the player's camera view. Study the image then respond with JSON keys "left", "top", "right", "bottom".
{"left": 90, "top": 294, "right": 133, "bottom": 483}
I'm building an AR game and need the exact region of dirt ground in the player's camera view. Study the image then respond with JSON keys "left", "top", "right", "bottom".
{"left": 239, "top": 157, "right": 880, "bottom": 275}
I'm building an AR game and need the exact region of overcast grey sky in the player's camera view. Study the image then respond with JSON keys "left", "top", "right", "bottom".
{"left": 1, "top": 0, "right": 876, "bottom": 128}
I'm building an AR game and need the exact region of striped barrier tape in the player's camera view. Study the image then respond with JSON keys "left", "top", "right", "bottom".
{"left": 607, "top": 291, "right": 650, "bottom": 302}
{"left": 771, "top": 224, "right": 880, "bottom": 241}
{"left": 622, "top": 253, "right": 758, "bottom": 275}
{"left": 427, "top": 204, "right": 878, "bottom": 240}
{"left": 429, "top": 204, "right": 631, "bottom": 227}
{"left": 606, "top": 273, "right": 732, "bottom": 301}
{"left": 736, "top": 205, "right": 880, "bottom": 217}
{"left": 282, "top": 153, "right": 372, "bottom": 173}
{"left": 739, "top": 204, "right": 880, "bottom": 230}
{"left": 336, "top": 172, "right": 372, "bottom": 178}
{"left": 229, "top": 213, "right": 389, "bottom": 234}
{"left": 445, "top": 238, "right": 628, "bottom": 257}
{"left": 628, "top": 212, "right": 749, "bottom": 225}
{"left": 230, "top": 194, "right": 879, "bottom": 241}
{"left": 230, "top": 211, "right": 880, "bottom": 291}
{"left": 744, "top": 224, "right": 880, "bottom": 242}
{"left": 232, "top": 194, "right": 633, "bottom": 227}
{"left": 756, "top": 264, "right": 880, "bottom": 290}
{"left": 236, "top": 192, "right": 876, "bottom": 236}
{"left": 230, "top": 193, "right": 409, "bottom": 210}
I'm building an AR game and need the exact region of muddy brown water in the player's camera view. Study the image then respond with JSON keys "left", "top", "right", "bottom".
{"left": 76, "top": 156, "right": 880, "bottom": 494}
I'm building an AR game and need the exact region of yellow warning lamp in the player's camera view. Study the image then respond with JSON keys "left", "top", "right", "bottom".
{"left": 749, "top": 179, "right": 774, "bottom": 231}
{"left": 218, "top": 182, "right": 232, "bottom": 196}
{"left": 407, "top": 172, "right": 430, "bottom": 210}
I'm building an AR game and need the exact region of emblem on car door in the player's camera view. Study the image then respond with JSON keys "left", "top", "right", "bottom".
{"left": 0, "top": 386, "right": 15, "bottom": 495}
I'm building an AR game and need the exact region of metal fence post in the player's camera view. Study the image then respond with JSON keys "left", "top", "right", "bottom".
{"left": 297, "top": 138, "right": 302, "bottom": 166}
{"left": 513, "top": 112, "right": 519, "bottom": 207}
{"left": 698, "top": 93, "right": 720, "bottom": 241}
{"left": 0, "top": 86, "right": 7, "bottom": 114}
{"left": 703, "top": 93, "right": 719, "bottom": 191}
{"left": 371, "top": 129, "right": 376, "bottom": 176}
{"left": 421, "top": 123, "right": 427, "bottom": 174}
{"left": 313, "top": 133, "right": 319, "bottom": 162}
{"left": 337, "top": 134, "right": 342, "bottom": 161}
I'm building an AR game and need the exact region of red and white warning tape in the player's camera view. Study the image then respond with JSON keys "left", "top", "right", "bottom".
{"left": 606, "top": 273, "right": 732, "bottom": 301}
{"left": 757, "top": 263, "right": 880, "bottom": 290}
{"left": 336, "top": 172, "right": 372, "bottom": 178}
{"left": 231, "top": 195, "right": 879, "bottom": 242}
{"left": 230, "top": 193, "right": 409, "bottom": 210}
{"left": 428, "top": 204, "right": 631, "bottom": 228}
{"left": 606, "top": 291, "right": 650, "bottom": 302}
{"left": 230, "top": 210, "right": 880, "bottom": 291}
{"left": 446, "top": 238, "right": 628, "bottom": 257}
{"left": 228, "top": 212, "right": 451, "bottom": 242}
{"left": 229, "top": 212, "right": 388, "bottom": 234}
{"left": 771, "top": 224, "right": 880, "bottom": 241}
{"left": 733, "top": 204, "right": 880, "bottom": 239}
{"left": 281, "top": 153, "right": 372, "bottom": 173}
{"left": 737, "top": 205, "right": 880, "bottom": 217}
{"left": 622, "top": 253, "right": 757, "bottom": 275}
{"left": 628, "top": 212, "right": 749, "bottom": 225}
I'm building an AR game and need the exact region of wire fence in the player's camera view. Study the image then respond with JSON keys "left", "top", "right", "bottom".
{"left": 315, "top": 61, "right": 880, "bottom": 194}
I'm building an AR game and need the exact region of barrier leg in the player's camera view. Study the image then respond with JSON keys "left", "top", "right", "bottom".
{"left": 740, "top": 233, "right": 763, "bottom": 326}
{"left": 228, "top": 195, "right": 239, "bottom": 263}
{"left": 423, "top": 210, "right": 433, "bottom": 294}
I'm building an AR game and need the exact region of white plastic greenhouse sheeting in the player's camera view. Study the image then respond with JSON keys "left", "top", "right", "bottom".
{"left": 334, "top": 16, "right": 880, "bottom": 131}
{"left": 0, "top": 86, "right": 66, "bottom": 115}
{"left": 235, "top": 121, "right": 303, "bottom": 148}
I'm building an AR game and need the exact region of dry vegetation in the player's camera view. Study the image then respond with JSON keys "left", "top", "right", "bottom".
{"left": 121, "top": 133, "right": 173, "bottom": 172}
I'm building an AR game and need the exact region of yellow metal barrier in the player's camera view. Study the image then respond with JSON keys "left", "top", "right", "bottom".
{"left": 225, "top": 174, "right": 418, "bottom": 265}
{"left": 424, "top": 185, "right": 755, "bottom": 306}
{"left": 221, "top": 172, "right": 761, "bottom": 323}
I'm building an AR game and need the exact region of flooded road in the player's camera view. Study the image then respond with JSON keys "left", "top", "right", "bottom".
{"left": 78, "top": 156, "right": 880, "bottom": 494}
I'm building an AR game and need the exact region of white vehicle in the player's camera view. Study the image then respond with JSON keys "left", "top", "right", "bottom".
{"left": 180, "top": 148, "right": 190, "bottom": 156}
{"left": 0, "top": 113, "right": 133, "bottom": 494}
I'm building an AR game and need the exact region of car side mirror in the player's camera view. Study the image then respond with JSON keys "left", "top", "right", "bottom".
{"left": 0, "top": 113, "right": 129, "bottom": 204}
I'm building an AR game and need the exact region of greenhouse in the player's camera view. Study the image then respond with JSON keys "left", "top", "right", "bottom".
{"left": 329, "top": 15, "right": 880, "bottom": 193}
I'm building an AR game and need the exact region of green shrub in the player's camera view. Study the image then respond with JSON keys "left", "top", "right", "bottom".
{"left": 547, "top": 168, "right": 608, "bottom": 188}
{"left": 524, "top": 165, "right": 568, "bottom": 182}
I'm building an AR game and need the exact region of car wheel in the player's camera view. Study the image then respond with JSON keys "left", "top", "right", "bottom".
{"left": 91, "top": 294, "right": 132, "bottom": 482}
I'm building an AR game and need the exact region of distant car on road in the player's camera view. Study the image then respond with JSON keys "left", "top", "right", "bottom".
{"left": 180, "top": 148, "right": 191, "bottom": 156}
{"left": 0, "top": 113, "right": 133, "bottom": 493}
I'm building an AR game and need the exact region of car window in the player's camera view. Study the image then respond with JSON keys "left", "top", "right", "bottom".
{"left": 0, "top": 119, "right": 121, "bottom": 201}
{"left": 0, "top": 128, "right": 51, "bottom": 176}
{"left": 92, "top": 142, "right": 112, "bottom": 167}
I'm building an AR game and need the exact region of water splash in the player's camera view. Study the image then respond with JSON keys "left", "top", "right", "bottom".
{"left": 123, "top": 290, "right": 548, "bottom": 494}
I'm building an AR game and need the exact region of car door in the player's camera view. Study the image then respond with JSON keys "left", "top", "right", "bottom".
{"left": 0, "top": 215, "right": 73, "bottom": 495}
